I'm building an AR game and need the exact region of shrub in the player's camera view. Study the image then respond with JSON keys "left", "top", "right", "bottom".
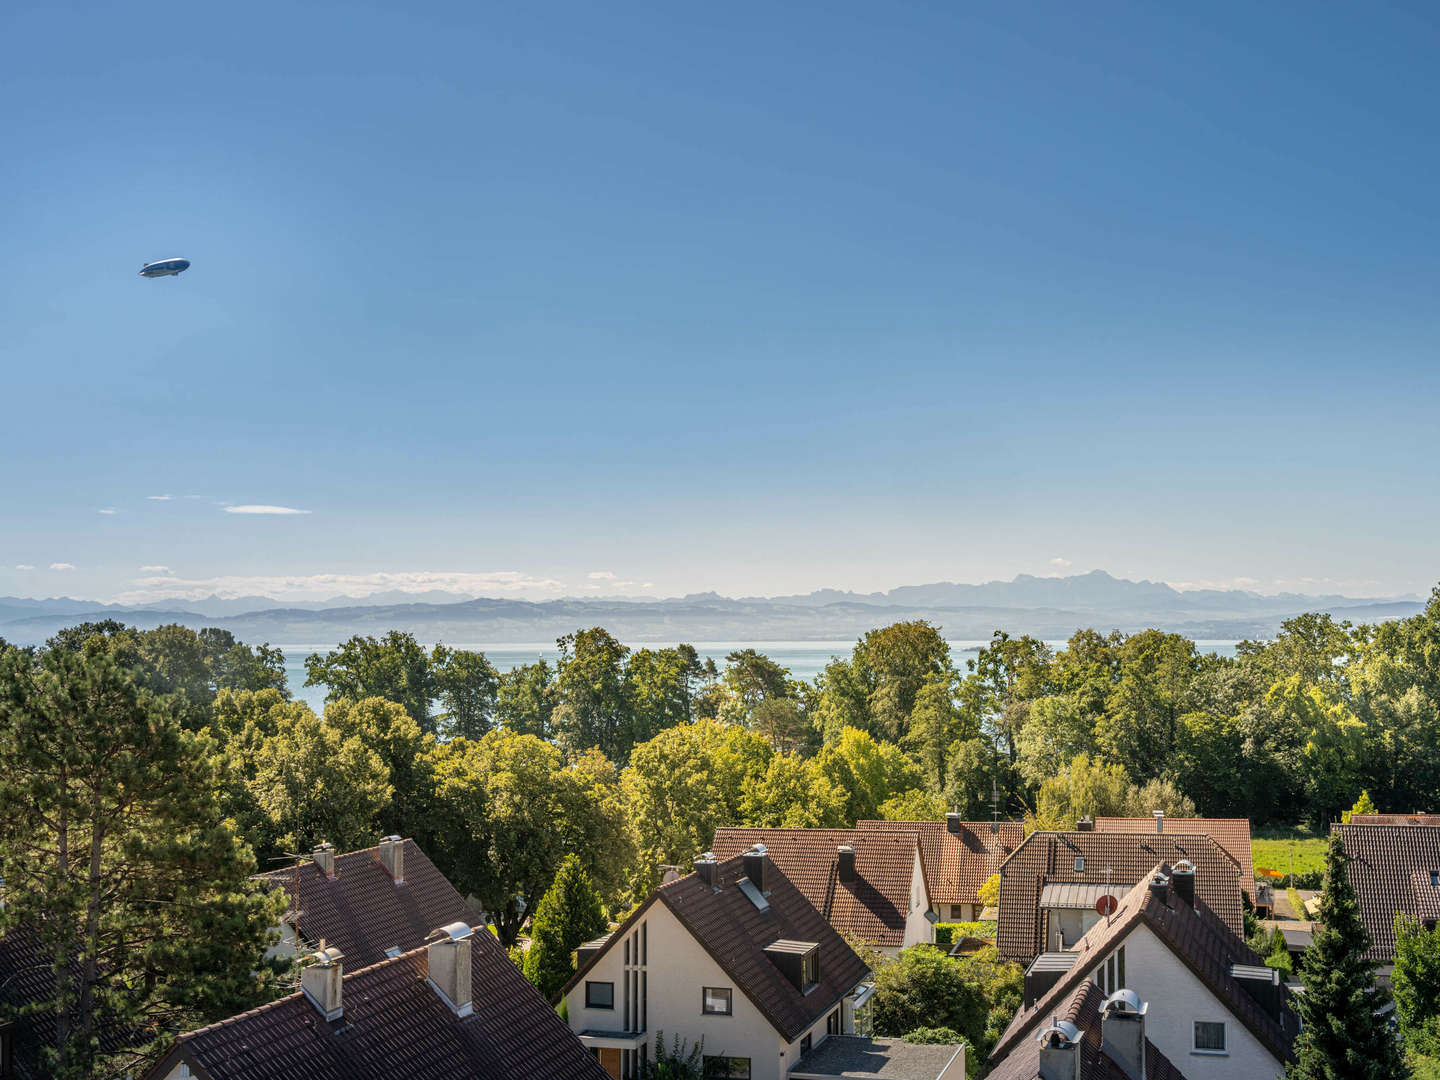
{"left": 903, "top": 1026, "right": 967, "bottom": 1045}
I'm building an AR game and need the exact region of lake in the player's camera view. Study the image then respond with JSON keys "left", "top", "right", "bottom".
{"left": 279, "top": 639, "right": 1242, "bottom": 714}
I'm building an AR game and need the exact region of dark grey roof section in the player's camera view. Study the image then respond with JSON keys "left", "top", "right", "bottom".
{"left": 790, "top": 1036, "right": 966, "bottom": 1079}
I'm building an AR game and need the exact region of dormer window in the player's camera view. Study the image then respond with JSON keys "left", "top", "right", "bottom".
{"left": 1430, "top": 870, "right": 1438, "bottom": 887}
{"left": 764, "top": 940, "right": 820, "bottom": 992}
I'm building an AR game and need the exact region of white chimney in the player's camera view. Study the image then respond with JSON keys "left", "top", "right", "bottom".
{"left": 1100, "top": 989, "right": 1147, "bottom": 1080}
{"left": 379, "top": 836, "right": 405, "bottom": 883}
{"left": 427, "top": 922, "right": 475, "bottom": 1017}
{"left": 301, "top": 942, "right": 344, "bottom": 1021}
{"left": 313, "top": 842, "right": 336, "bottom": 878}
{"left": 1036, "top": 1020, "right": 1082, "bottom": 1080}
{"left": 1153, "top": 810, "right": 1164, "bottom": 834}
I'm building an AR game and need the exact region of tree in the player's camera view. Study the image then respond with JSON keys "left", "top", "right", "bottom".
{"left": 877, "top": 788, "right": 947, "bottom": 821}
{"left": 431, "top": 644, "right": 500, "bottom": 739}
{"left": 750, "top": 697, "right": 814, "bottom": 755}
{"left": 323, "top": 696, "right": 435, "bottom": 841}
{"left": 902, "top": 673, "right": 970, "bottom": 792}
{"left": 871, "top": 946, "right": 1023, "bottom": 1057}
{"left": 552, "top": 629, "right": 631, "bottom": 761}
{"left": 523, "top": 855, "right": 608, "bottom": 1000}
{"left": 625, "top": 646, "right": 706, "bottom": 749}
{"left": 304, "top": 631, "right": 436, "bottom": 731}
{"left": 739, "top": 753, "right": 848, "bottom": 828}
{"left": 812, "top": 727, "right": 924, "bottom": 825}
{"left": 0, "top": 648, "right": 287, "bottom": 1080}
{"left": 495, "top": 659, "right": 556, "bottom": 739}
{"left": 1345, "top": 790, "right": 1379, "bottom": 824}
{"left": 1035, "top": 753, "right": 1132, "bottom": 826}
{"left": 977, "top": 873, "right": 1000, "bottom": 910}
{"left": 1395, "top": 914, "right": 1440, "bottom": 1050}
{"left": 1288, "top": 831, "right": 1407, "bottom": 1080}
{"left": 961, "top": 631, "right": 1053, "bottom": 765}
{"left": 1014, "top": 695, "right": 1095, "bottom": 788}
{"left": 1094, "top": 630, "right": 1200, "bottom": 782}
{"left": 944, "top": 737, "right": 1005, "bottom": 821}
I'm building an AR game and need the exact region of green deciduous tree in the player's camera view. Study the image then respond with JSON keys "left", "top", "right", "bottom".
{"left": 495, "top": 659, "right": 556, "bottom": 739}
{"left": 812, "top": 727, "right": 924, "bottom": 825}
{"left": 1395, "top": 914, "right": 1440, "bottom": 1050}
{"left": 305, "top": 631, "right": 436, "bottom": 731}
{"left": 431, "top": 644, "right": 500, "bottom": 739}
{"left": 552, "top": 628, "right": 631, "bottom": 761}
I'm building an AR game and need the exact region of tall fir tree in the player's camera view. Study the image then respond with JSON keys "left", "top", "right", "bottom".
{"left": 1288, "top": 830, "right": 1408, "bottom": 1080}
{"left": 523, "top": 854, "right": 608, "bottom": 1000}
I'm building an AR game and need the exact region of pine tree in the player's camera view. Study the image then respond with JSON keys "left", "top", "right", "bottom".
{"left": 1288, "top": 830, "right": 1408, "bottom": 1080}
{"left": 523, "top": 854, "right": 607, "bottom": 1000}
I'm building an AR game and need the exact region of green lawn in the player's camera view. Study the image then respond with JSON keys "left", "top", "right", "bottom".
{"left": 1252, "top": 825, "right": 1328, "bottom": 884}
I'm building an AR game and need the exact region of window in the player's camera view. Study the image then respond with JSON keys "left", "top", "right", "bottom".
{"left": 1096, "top": 947, "right": 1126, "bottom": 996}
{"left": 1430, "top": 870, "right": 1439, "bottom": 887}
{"left": 800, "top": 1034, "right": 812, "bottom": 1056}
{"left": 703, "top": 1056, "right": 751, "bottom": 1078}
{"left": 703, "top": 987, "right": 733, "bottom": 1015}
{"left": 585, "top": 981, "right": 614, "bottom": 1009}
{"left": 1194, "top": 1021, "right": 1227, "bottom": 1053}
{"left": 1075, "top": 856, "right": 1086, "bottom": 872}
{"left": 827, "top": 1009, "right": 841, "bottom": 1035}
{"left": 802, "top": 947, "right": 820, "bottom": 989}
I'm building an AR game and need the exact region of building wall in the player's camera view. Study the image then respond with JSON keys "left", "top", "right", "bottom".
{"left": 904, "top": 850, "right": 934, "bottom": 948}
{"left": 1108, "top": 925, "right": 1285, "bottom": 1080}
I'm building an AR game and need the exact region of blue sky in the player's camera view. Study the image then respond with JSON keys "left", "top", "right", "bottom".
{"left": 3, "top": 1, "right": 1438, "bottom": 604}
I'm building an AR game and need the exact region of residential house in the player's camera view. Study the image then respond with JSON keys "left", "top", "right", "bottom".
{"left": 1336, "top": 821, "right": 1440, "bottom": 977}
{"left": 142, "top": 921, "right": 610, "bottom": 1080}
{"left": 996, "top": 831, "right": 1244, "bottom": 964}
{"left": 1348, "top": 813, "right": 1440, "bottom": 826}
{"left": 988, "top": 864, "right": 1298, "bottom": 1080}
{"left": 711, "top": 828, "right": 934, "bottom": 956}
{"left": 1091, "top": 813, "right": 1266, "bottom": 909}
{"left": 856, "top": 815, "right": 1023, "bottom": 921}
{"left": 253, "top": 835, "right": 476, "bottom": 968}
{"left": 560, "top": 847, "right": 967, "bottom": 1080}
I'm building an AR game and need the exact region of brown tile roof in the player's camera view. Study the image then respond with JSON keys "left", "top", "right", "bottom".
{"left": 1336, "top": 823, "right": 1440, "bottom": 962}
{"left": 995, "top": 832, "right": 1244, "bottom": 962}
{"left": 856, "top": 819, "right": 1023, "bottom": 905}
{"left": 1349, "top": 813, "right": 1440, "bottom": 826}
{"left": 144, "top": 930, "right": 608, "bottom": 1080}
{"left": 254, "top": 839, "right": 476, "bottom": 970}
{"left": 562, "top": 853, "right": 871, "bottom": 1042}
{"left": 986, "top": 979, "right": 1191, "bottom": 1080}
{"left": 990, "top": 867, "right": 1297, "bottom": 1069}
{"left": 712, "top": 828, "right": 922, "bottom": 948}
{"left": 1092, "top": 817, "right": 1256, "bottom": 896}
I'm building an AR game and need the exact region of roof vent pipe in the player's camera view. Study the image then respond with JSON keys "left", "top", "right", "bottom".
{"left": 301, "top": 942, "right": 344, "bottom": 1021}
{"left": 426, "top": 922, "right": 475, "bottom": 1018}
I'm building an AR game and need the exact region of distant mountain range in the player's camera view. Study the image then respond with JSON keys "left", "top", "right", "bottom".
{"left": 0, "top": 571, "right": 1425, "bottom": 647}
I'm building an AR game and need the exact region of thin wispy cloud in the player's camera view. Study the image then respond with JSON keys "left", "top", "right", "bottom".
{"left": 98, "top": 508, "right": 118, "bottom": 515}
{"left": 139, "top": 565, "right": 172, "bottom": 574}
{"left": 588, "top": 570, "right": 617, "bottom": 580}
{"left": 50, "top": 563, "right": 76, "bottom": 571}
{"left": 223, "top": 505, "right": 311, "bottom": 516}
{"left": 1049, "top": 557, "right": 1072, "bottom": 568}
{"left": 14, "top": 564, "right": 34, "bottom": 571}
{"left": 147, "top": 495, "right": 173, "bottom": 501}
{"left": 114, "top": 569, "right": 567, "bottom": 605}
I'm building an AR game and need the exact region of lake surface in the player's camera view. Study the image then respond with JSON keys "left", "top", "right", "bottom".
{"left": 280, "top": 639, "right": 1242, "bottom": 714}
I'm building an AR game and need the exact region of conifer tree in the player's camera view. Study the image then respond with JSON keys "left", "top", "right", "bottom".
{"left": 523, "top": 854, "right": 607, "bottom": 1000}
{"left": 1288, "top": 830, "right": 1408, "bottom": 1080}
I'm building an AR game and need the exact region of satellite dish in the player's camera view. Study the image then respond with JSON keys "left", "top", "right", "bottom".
{"left": 1095, "top": 894, "right": 1119, "bottom": 917}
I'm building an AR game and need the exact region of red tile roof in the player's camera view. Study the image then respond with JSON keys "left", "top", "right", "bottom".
{"left": 996, "top": 832, "right": 1244, "bottom": 962}
{"left": 986, "top": 979, "right": 1191, "bottom": 1080}
{"left": 712, "top": 828, "right": 922, "bottom": 948}
{"left": 1092, "top": 817, "right": 1256, "bottom": 897}
{"left": 990, "top": 867, "right": 1297, "bottom": 1069}
{"left": 1336, "top": 823, "right": 1440, "bottom": 962}
{"left": 856, "top": 819, "right": 1023, "bottom": 905}
{"left": 1349, "top": 813, "right": 1440, "bottom": 826}
{"left": 562, "top": 853, "right": 871, "bottom": 1042}
{"left": 254, "top": 839, "right": 476, "bottom": 970}
{"left": 144, "top": 930, "right": 608, "bottom": 1080}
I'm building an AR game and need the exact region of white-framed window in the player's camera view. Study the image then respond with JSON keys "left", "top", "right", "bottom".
{"left": 1096, "top": 947, "right": 1126, "bottom": 996}
{"left": 1194, "top": 1021, "right": 1227, "bottom": 1054}
{"left": 702, "top": 986, "right": 732, "bottom": 1015}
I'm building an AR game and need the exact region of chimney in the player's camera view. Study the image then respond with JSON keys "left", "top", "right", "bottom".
{"left": 312, "top": 842, "right": 336, "bottom": 879}
{"left": 379, "top": 836, "right": 405, "bottom": 883}
{"left": 1076, "top": 816, "right": 1094, "bottom": 832}
{"left": 837, "top": 845, "right": 857, "bottom": 885}
{"left": 1171, "top": 860, "right": 1195, "bottom": 909}
{"left": 743, "top": 844, "right": 768, "bottom": 894}
{"left": 1152, "top": 810, "right": 1164, "bottom": 834}
{"left": 1147, "top": 870, "right": 1170, "bottom": 904}
{"left": 1100, "top": 989, "right": 1148, "bottom": 1080}
{"left": 426, "top": 922, "right": 475, "bottom": 1018}
{"left": 693, "top": 852, "right": 718, "bottom": 889}
{"left": 301, "top": 942, "right": 344, "bottom": 1021}
{"left": 946, "top": 812, "right": 964, "bottom": 836}
{"left": 1036, "top": 1020, "right": 1082, "bottom": 1080}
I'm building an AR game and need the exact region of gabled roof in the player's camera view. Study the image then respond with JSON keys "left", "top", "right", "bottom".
{"left": 712, "top": 828, "right": 923, "bottom": 947}
{"left": 1092, "top": 817, "right": 1257, "bottom": 896}
{"left": 144, "top": 931, "right": 608, "bottom": 1080}
{"left": 1336, "top": 822, "right": 1440, "bottom": 962}
{"left": 254, "top": 839, "right": 475, "bottom": 970}
{"left": 562, "top": 853, "right": 870, "bottom": 1042}
{"left": 986, "top": 980, "right": 1190, "bottom": 1080}
{"left": 989, "top": 867, "right": 1297, "bottom": 1068}
{"left": 1349, "top": 813, "right": 1440, "bottom": 826}
{"left": 996, "top": 832, "right": 1243, "bottom": 961}
{"left": 856, "top": 819, "right": 1023, "bottom": 905}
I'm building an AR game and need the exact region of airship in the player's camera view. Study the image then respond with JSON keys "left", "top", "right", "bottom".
{"left": 138, "top": 257, "right": 190, "bottom": 278}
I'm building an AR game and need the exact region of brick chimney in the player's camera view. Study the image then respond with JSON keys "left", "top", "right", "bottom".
{"left": 837, "top": 844, "right": 857, "bottom": 885}
{"left": 693, "top": 852, "right": 718, "bottom": 889}
{"left": 1100, "top": 989, "right": 1147, "bottom": 1080}
{"left": 427, "top": 922, "right": 475, "bottom": 1018}
{"left": 379, "top": 836, "right": 405, "bottom": 883}
{"left": 743, "top": 844, "right": 768, "bottom": 894}
{"left": 301, "top": 942, "right": 344, "bottom": 1021}
{"left": 312, "top": 842, "right": 336, "bottom": 879}
{"left": 1036, "top": 1020, "right": 1082, "bottom": 1080}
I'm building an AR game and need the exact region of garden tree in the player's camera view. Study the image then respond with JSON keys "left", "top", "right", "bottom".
{"left": 738, "top": 753, "right": 848, "bottom": 828}
{"left": 750, "top": 697, "right": 815, "bottom": 755}
{"left": 0, "top": 647, "right": 287, "bottom": 1080}
{"left": 961, "top": 631, "right": 1053, "bottom": 767}
{"left": 430, "top": 643, "right": 500, "bottom": 739}
{"left": 1344, "top": 790, "right": 1379, "bottom": 823}
{"left": 323, "top": 696, "right": 435, "bottom": 841}
{"left": 1124, "top": 777, "right": 1196, "bottom": 818}
{"left": 1288, "top": 831, "right": 1407, "bottom": 1080}
{"left": 1094, "top": 630, "right": 1202, "bottom": 782}
{"left": 1171, "top": 709, "right": 1251, "bottom": 817}
{"left": 1035, "top": 753, "right": 1132, "bottom": 828}
{"left": 495, "top": 659, "right": 556, "bottom": 738}
{"left": 248, "top": 704, "right": 393, "bottom": 856}
{"left": 1050, "top": 628, "right": 1122, "bottom": 723}
{"left": 196, "top": 628, "right": 288, "bottom": 695}
{"left": 720, "top": 648, "right": 792, "bottom": 721}
{"left": 977, "top": 873, "right": 1001, "bottom": 910}
{"left": 813, "top": 622, "right": 957, "bottom": 745}
{"left": 901, "top": 672, "right": 971, "bottom": 792}
{"left": 624, "top": 645, "right": 707, "bottom": 749}
{"left": 943, "top": 736, "right": 1007, "bottom": 821}
{"left": 1013, "top": 695, "right": 1096, "bottom": 788}
{"left": 1261, "top": 613, "right": 1355, "bottom": 687}
{"left": 1394, "top": 914, "right": 1440, "bottom": 1049}
{"left": 522, "top": 855, "right": 608, "bottom": 1000}
{"left": 812, "top": 727, "right": 924, "bottom": 825}
{"left": 552, "top": 628, "right": 631, "bottom": 761}
{"left": 1268, "top": 677, "right": 1370, "bottom": 828}
{"left": 556, "top": 748, "right": 636, "bottom": 906}
{"left": 622, "top": 720, "right": 773, "bottom": 890}
{"left": 878, "top": 788, "right": 948, "bottom": 821}
{"left": 304, "top": 631, "right": 435, "bottom": 731}
{"left": 871, "top": 945, "right": 1021, "bottom": 1057}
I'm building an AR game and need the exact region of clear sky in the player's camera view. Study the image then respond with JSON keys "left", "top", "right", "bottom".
{"left": 3, "top": 1, "right": 1438, "bottom": 604}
